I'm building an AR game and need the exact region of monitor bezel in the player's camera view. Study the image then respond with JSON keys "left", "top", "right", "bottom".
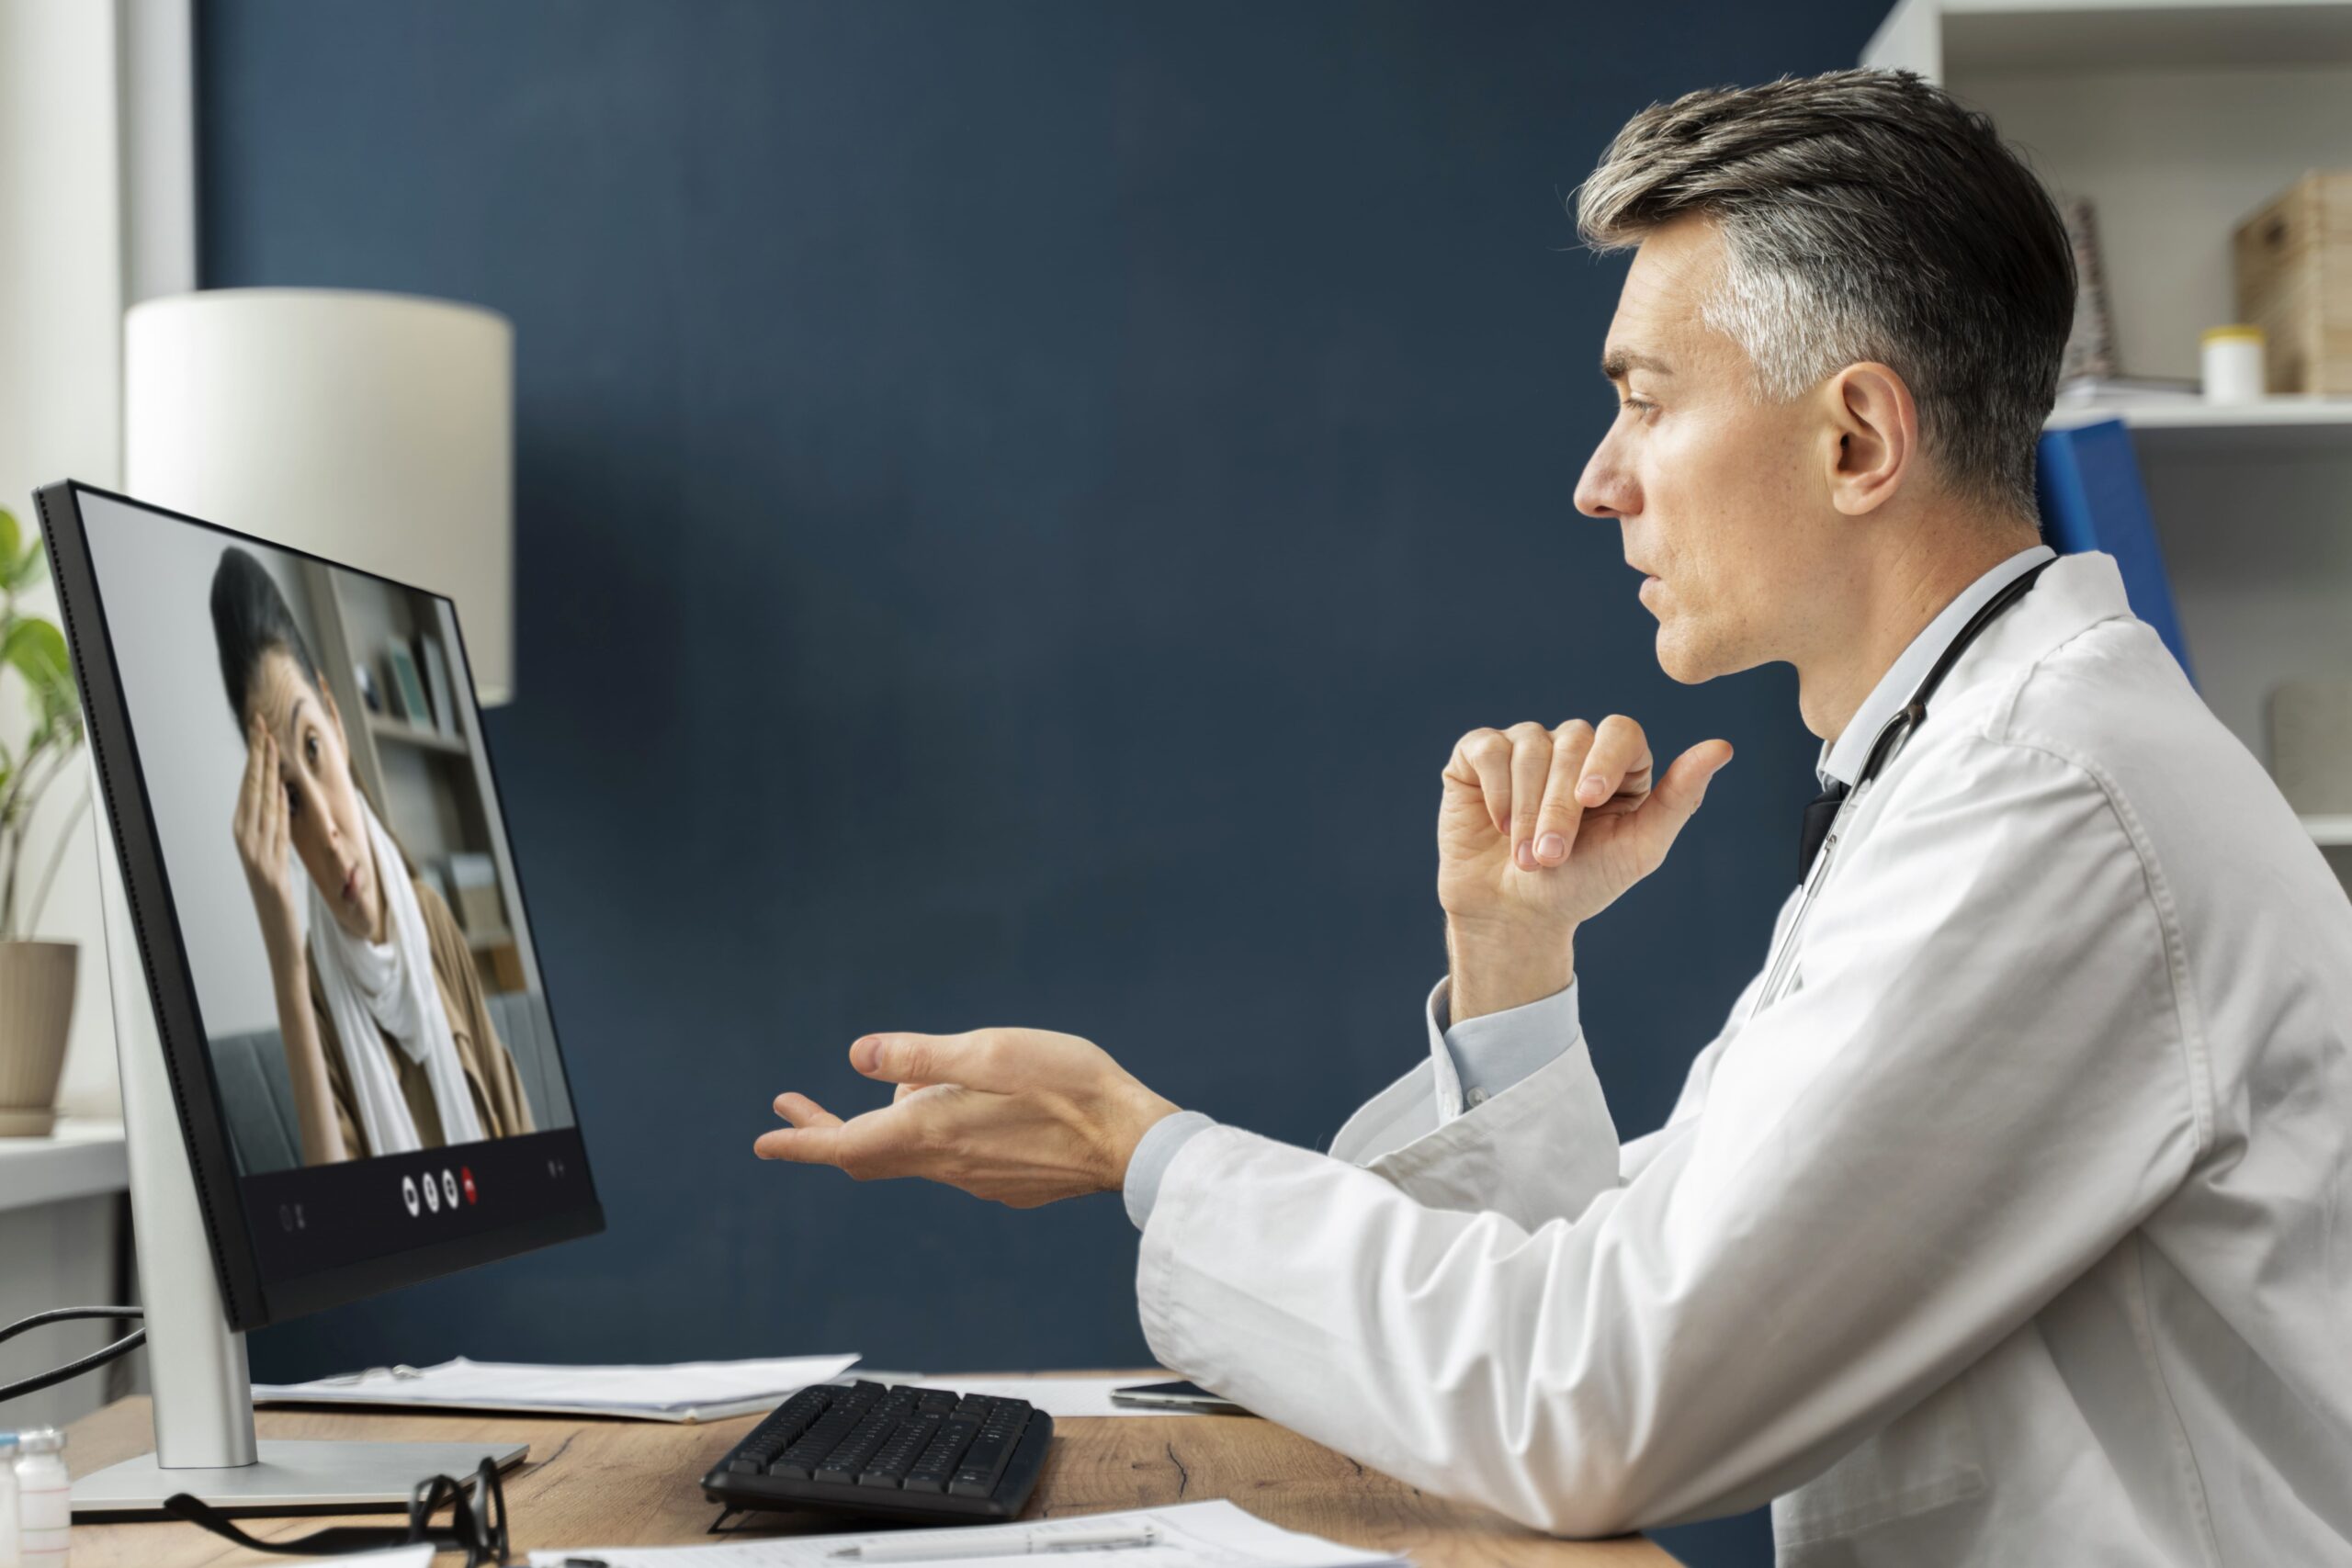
{"left": 34, "top": 479, "right": 605, "bottom": 1331}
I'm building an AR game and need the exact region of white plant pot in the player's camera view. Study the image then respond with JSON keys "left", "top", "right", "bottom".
{"left": 0, "top": 939, "right": 78, "bottom": 1136}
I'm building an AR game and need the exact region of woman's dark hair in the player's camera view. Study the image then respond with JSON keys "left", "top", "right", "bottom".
{"left": 209, "top": 547, "right": 326, "bottom": 727}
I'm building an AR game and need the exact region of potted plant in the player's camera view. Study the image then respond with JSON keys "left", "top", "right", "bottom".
{"left": 0, "top": 505, "right": 86, "bottom": 1136}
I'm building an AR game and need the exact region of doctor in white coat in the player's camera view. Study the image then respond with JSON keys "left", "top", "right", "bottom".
{"left": 757, "top": 70, "right": 2352, "bottom": 1565}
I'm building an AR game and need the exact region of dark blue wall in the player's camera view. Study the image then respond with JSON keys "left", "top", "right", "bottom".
{"left": 198, "top": 4, "right": 1888, "bottom": 1561}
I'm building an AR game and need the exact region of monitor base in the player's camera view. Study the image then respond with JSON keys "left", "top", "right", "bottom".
{"left": 70, "top": 1437, "right": 529, "bottom": 1518}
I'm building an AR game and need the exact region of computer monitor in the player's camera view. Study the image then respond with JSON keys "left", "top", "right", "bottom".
{"left": 34, "top": 480, "right": 603, "bottom": 1514}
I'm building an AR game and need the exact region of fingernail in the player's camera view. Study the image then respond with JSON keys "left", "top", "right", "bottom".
{"left": 851, "top": 1037, "right": 879, "bottom": 1071}
{"left": 1514, "top": 840, "right": 1533, "bottom": 870}
{"left": 1578, "top": 775, "right": 1607, "bottom": 805}
{"left": 1537, "top": 832, "right": 1566, "bottom": 862}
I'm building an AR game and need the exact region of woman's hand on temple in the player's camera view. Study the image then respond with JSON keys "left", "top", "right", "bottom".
{"left": 755, "top": 1029, "right": 1181, "bottom": 1209}
{"left": 232, "top": 714, "right": 304, "bottom": 965}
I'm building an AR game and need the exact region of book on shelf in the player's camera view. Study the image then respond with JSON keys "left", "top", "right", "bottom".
{"left": 384, "top": 643, "right": 430, "bottom": 726}
{"left": 2036, "top": 419, "right": 2195, "bottom": 683}
{"left": 417, "top": 634, "right": 460, "bottom": 738}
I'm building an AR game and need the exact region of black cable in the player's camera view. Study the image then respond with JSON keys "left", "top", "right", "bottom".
{"left": 0, "top": 1306, "right": 146, "bottom": 1406}
{"left": 107, "top": 1190, "right": 140, "bottom": 1401}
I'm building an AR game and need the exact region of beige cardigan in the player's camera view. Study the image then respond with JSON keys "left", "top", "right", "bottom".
{"left": 310, "top": 877, "right": 536, "bottom": 1159}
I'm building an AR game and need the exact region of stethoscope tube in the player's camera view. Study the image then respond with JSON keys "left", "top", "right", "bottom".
{"left": 1753, "top": 555, "right": 2056, "bottom": 1014}
{"left": 1851, "top": 556, "right": 2056, "bottom": 795}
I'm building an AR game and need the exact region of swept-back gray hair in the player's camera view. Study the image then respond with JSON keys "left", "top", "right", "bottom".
{"left": 1577, "top": 70, "right": 2073, "bottom": 522}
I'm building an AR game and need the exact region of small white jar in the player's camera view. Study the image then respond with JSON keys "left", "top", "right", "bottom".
{"left": 12, "top": 1430, "right": 65, "bottom": 1567}
{"left": 2201, "top": 324, "right": 2267, "bottom": 404}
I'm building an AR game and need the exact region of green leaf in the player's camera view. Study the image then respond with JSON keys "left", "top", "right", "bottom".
{"left": 0, "top": 509, "right": 17, "bottom": 569}
{"left": 0, "top": 533, "right": 43, "bottom": 595}
{"left": 3, "top": 616, "right": 70, "bottom": 694}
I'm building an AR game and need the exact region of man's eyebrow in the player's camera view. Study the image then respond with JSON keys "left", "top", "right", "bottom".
{"left": 1600, "top": 349, "right": 1672, "bottom": 380}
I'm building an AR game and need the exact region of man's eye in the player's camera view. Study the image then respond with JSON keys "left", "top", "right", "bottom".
{"left": 1619, "top": 397, "right": 1657, "bottom": 418}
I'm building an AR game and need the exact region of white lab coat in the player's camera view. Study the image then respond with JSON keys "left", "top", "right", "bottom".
{"left": 1134, "top": 553, "right": 2352, "bottom": 1565}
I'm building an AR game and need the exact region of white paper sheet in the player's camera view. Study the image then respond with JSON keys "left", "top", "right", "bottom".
{"left": 254, "top": 1353, "right": 861, "bottom": 1423}
{"left": 527, "top": 1498, "right": 1406, "bottom": 1568}
{"left": 289, "top": 1549, "right": 434, "bottom": 1568}
{"left": 912, "top": 1375, "right": 1202, "bottom": 1418}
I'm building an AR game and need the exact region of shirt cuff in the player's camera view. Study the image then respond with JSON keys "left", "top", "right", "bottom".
{"left": 1123, "top": 1110, "right": 1217, "bottom": 1230}
{"left": 1429, "top": 974, "right": 1580, "bottom": 1112}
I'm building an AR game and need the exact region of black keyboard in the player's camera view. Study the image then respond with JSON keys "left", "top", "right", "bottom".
{"left": 699, "top": 1379, "right": 1053, "bottom": 1525}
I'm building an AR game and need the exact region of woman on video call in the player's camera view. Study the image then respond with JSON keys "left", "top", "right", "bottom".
{"left": 210, "top": 547, "right": 535, "bottom": 1166}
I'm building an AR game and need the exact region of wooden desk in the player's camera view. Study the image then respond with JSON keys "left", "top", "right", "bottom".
{"left": 64, "top": 1383, "right": 1679, "bottom": 1566}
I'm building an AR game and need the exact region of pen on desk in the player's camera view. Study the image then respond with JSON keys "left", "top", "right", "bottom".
{"left": 831, "top": 1522, "right": 1162, "bottom": 1561}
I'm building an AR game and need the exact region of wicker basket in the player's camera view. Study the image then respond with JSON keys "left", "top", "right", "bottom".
{"left": 0, "top": 940, "right": 79, "bottom": 1136}
{"left": 2234, "top": 171, "right": 2352, "bottom": 395}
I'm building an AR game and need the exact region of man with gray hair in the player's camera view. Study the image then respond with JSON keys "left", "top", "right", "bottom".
{"left": 758, "top": 71, "right": 2352, "bottom": 1563}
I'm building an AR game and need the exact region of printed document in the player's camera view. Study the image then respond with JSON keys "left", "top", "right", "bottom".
{"left": 526, "top": 1499, "right": 1406, "bottom": 1568}
{"left": 255, "top": 1353, "right": 860, "bottom": 1423}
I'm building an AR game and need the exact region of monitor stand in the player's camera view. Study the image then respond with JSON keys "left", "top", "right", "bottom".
{"left": 71, "top": 788, "right": 526, "bottom": 1517}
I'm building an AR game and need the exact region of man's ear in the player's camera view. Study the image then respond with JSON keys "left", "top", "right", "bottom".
{"left": 1819, "top": 361, "right": 1918, "bottom": 516}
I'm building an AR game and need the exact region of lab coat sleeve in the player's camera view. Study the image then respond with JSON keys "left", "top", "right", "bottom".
{"left": 1325, "top": 977, "right": 1622, "bottom": 1234}
{"left": 1135, "top": 736, "right": 2204, "bottom": 1536}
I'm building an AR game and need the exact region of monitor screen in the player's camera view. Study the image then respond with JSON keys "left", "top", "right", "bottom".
{"left": 43, "top": 483, "right": 600, "bottom": 1326}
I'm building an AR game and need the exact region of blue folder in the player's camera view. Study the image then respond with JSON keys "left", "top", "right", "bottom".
{"left": 2035, "top": 419, "right": 2194, "bottom": 682}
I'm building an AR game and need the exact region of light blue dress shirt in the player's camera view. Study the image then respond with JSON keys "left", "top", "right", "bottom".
{"left": 1122, "top": 979, "right": 1581, "bottom": 1228}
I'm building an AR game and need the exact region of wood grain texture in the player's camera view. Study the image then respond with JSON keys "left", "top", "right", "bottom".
{"left": 63, "top": 1384, "right": 1679, "bottom": 1566}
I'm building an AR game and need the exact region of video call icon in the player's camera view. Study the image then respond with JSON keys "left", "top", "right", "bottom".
{"left": 401, "top": 1176, "right": 420, "bottom": 1217}
{"left": 423, "top": 1171, "right": 441, "bottom": 1213}
{"left": 460, "top": 1167, "right": 478, "bottom": 1205}
{"left": 441, "top": 1169, "right": 459, "bottom": 1210}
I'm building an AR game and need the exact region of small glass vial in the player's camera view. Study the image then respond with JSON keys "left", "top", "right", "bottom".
{"left": 0, "top": 1433, "right": 21, "bottom": 1568}
{"left": 12, "top": 1430, "right": 66, "bottom": 1567}
{"left": 2201, "top": 324, "right": 2267, "bottom": 403}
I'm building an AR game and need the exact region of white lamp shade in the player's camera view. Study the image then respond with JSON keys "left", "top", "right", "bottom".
{"left": 124, "top": 288, "right": 515, "bottom": 703}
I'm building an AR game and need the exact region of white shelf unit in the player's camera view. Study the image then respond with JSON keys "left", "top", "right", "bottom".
{"left": 0, "top": 1120, "right": 131, "bottom": 1430}
{"left": 2046, "top": 396, "right": 2352, "bottom": 457}
{"left": 1870, "top": 0, "right": 2352, "bottom": 886}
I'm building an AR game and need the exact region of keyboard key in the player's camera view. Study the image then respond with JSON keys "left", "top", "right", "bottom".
{"left": 857, "top": 1416, "right": 938, "bottom": 1487}
{"left": 944, "top": 1416, "right": 1026, "bottom": 1497}
{"left": 946, "top": 1466, "right": 998, "bottom": 1498}
{"left": 732, "top": 1388, "right": 830, "bottom": 1468}
{"left": 815, "top": 1405, "right": 907, "bottom": 1483}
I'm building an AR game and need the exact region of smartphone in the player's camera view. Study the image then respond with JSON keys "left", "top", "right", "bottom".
{"left": 1108, "top": 1380, "right": 1253, "bottom": 1416}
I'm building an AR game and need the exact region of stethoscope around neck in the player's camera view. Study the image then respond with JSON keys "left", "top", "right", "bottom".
{"left": 1755, "top": 555, "right": 2055, "bottom": 1013}
{"left": 1849, "top": 555, "right": 2055, "bottom": 795}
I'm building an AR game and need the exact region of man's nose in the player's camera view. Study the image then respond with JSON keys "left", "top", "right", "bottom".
{"left": 1574, "top": 434, "right": 1637, "bottom": 520}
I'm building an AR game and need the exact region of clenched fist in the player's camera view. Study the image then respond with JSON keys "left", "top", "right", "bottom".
{"left": 1439, "top": 716, "right": 1731, "bottom": 1020}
